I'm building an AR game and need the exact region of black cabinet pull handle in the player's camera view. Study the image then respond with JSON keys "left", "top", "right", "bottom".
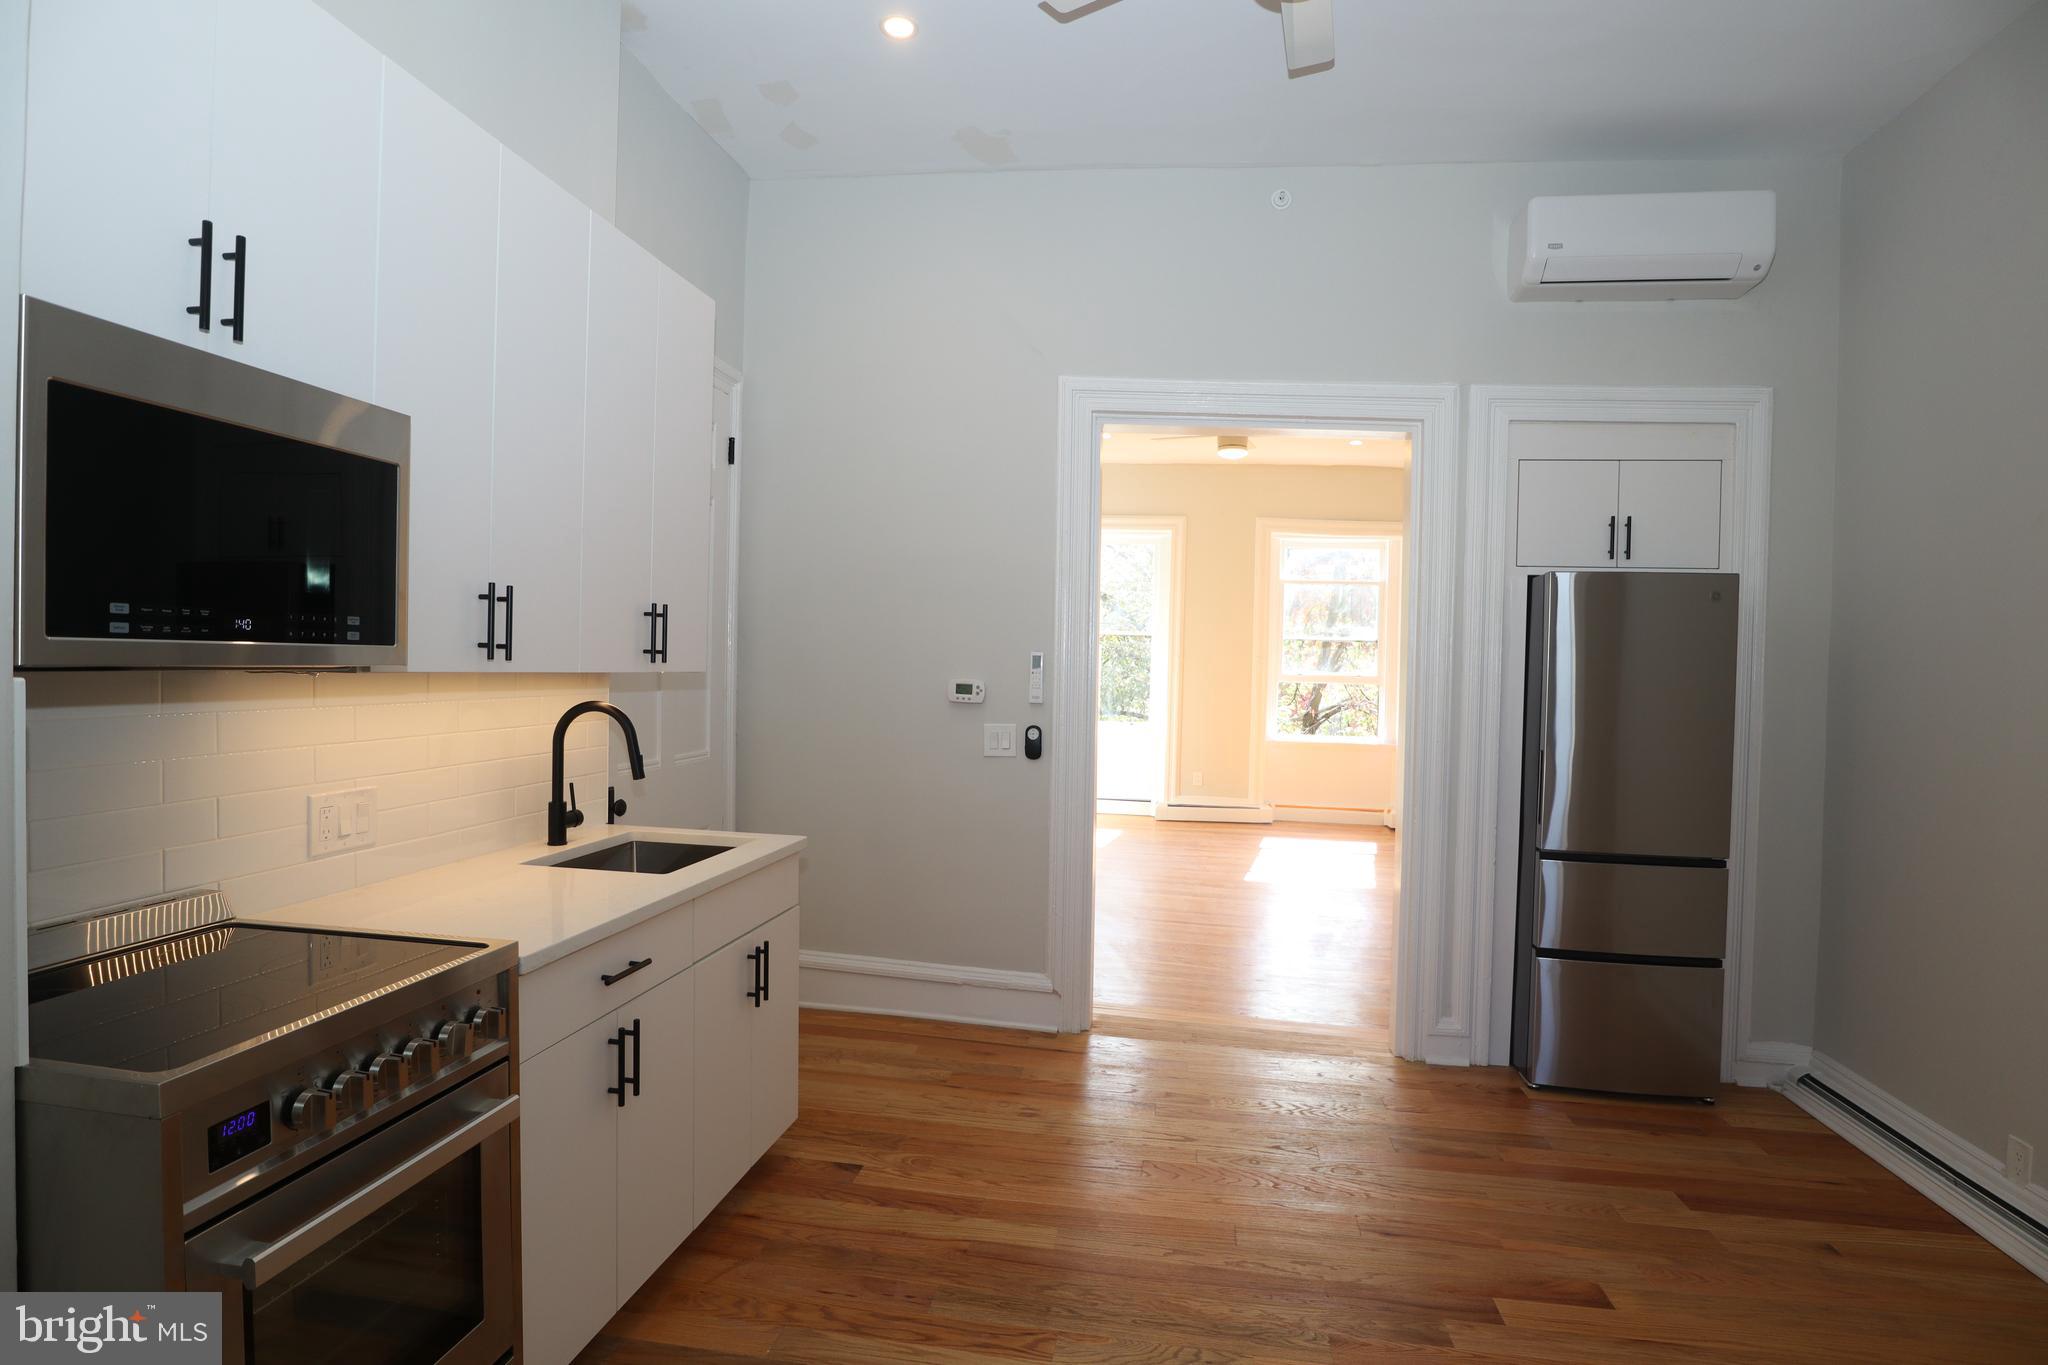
{"left": 220, "top": 233, "right": 247, "bottom": 343}
{"left": 606, "top": 1025, "right": 629, "bottom": 1107}
{"left": 1623, "top": 515, "right": 1634, "bottom": 561}
{"left": 477, "top": 581, "right": 499, "bottom": 658}
{"left": 658, "top": 603, "right": 670, "bottom": 664}
{"left": 762, "top": 938, "right": 770, "bottom": 1001}
{"left": 747, "top": 944, "right": 764, "bottom": 1006}
{"left": 1606, "top": 515, "right": 1617, "bottom": 561}
{"left": 187, "top": 220, "right": 213, "bottom": 331}
{"left": 601, "top": 956, "right": 652, "bottom": 987}
{"left": 624, "top": 1018, "right": 642, "bottom": 1097}
{"left": 501, "top": 583, "right": 514, "bottom": 660}
{"left": 642, "top": 602, "right": 660, "bottom": 661}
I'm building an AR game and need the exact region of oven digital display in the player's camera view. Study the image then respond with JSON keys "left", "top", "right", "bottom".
{"left": 207, "top": 1103, "right": 272, "bottom": 1171}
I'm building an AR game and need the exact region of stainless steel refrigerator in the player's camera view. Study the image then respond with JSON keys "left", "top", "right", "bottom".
{"left": 1510, "top": 571, "right": 1739, "bottom": 1100}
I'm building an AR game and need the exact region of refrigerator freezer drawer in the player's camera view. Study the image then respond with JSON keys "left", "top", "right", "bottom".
{"left": 1523, "top": 957, "right": 1722, "bottom": 1098}
{"left": 1533, "top": 860, "right": 1728, "bottom": 959}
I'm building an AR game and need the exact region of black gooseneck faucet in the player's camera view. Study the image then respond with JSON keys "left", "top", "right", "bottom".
{"left": 548, "top": 701, "right": 646, "bottom": 846}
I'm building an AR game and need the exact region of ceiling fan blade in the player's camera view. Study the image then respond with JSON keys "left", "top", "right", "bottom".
{"left": 1038, "top": 0, "right": 1124, "bottom": 21}
{"left": 1279, "top": 0, "right": 1336, "bottom": 75}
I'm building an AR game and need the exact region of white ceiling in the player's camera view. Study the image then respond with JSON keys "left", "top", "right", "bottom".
{"left": 622, "top": 0, "right": 2032, "bottom": 179}
{"left": 1103, "top": 425, "right": 1411, "bottom": 467}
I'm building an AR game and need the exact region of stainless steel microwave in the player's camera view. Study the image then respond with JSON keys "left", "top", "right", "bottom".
{"left": 15, "top": 298, "right": 408, "bottom": 668}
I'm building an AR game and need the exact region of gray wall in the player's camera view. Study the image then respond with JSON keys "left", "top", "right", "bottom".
{"left": 1818, "top": 2, "right": 2048, "bottom": 1158}
{"left": 617, "top": 51, "right": 749, "bottom": 368}
{"left": 739, "top": 157, "right": 1843, "bottom": 1046}
{"left": 316, "top": 0, "right": 748, "bottom": 367}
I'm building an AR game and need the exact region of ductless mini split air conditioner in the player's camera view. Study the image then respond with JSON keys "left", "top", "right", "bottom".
{"left": 1508, "top": 190, "right": 1776, "bottom": 301}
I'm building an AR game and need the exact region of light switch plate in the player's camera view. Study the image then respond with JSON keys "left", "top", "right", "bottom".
{"left": 310, "top": 787, "right": 377, "bottom": 857}
{"left": 983, "top": 723, "right": 1017, "bottom": 757}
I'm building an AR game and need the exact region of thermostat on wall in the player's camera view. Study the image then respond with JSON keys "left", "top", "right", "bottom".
{"left": 949, "top": 680, "right": 985, "bottom": 704}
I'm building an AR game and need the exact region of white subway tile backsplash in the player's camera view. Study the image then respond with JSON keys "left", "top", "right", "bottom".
{"left": 164, "top": 748, "right": 318, "bottom": 802}
{"left": 27, "top": 761, "right": 162, "bottom": 821}
{"left": 28, "top": 851, "right": 165, "bottom": 921}
{"left": 220, "top": 855, "right": 357, "bottom": 917}
{"left": 315, "top": 736, "right": 433, "bottom": 782}
{"left": 25, "top": 672, "right": 606, "bottom": 926}
{"left": 218, "top": 706, "right": 355, "bottom": 753}
{"left": 354, "top": 701, "right": 458, "bottom": 740}
{"left": 29, "top": 799, "right": 217, "bottom": 872}
{"left": 165, "top": 826, "right": 308, "bottom": 888}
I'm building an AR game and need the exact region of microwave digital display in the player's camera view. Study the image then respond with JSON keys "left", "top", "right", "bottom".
{"left": 41, "top": 379, "right": 400, "bottom": 648}
{"left": 206, "top": 1102, "right": 272, "bottom": 1172}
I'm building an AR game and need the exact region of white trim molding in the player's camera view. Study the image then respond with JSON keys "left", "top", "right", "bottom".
{"left": 1787, "top": 1053, "right": 2048, "bottom": 1282}
{"left": 1731, "top": 1040, "right": 1811, "bottom": 1089}
{"left": 1052, "top": 376, "right": 1461, "bottom": 1056}
{"left": 1464, "top": 385, "right": 1773, "bottom": 1081}
{"left": 799, "top": 950, "right": 1060, "bottom": 1032}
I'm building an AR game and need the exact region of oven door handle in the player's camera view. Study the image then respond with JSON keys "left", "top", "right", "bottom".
{"left": 187, "top": 1094, "right": 518, "bottom": 1290}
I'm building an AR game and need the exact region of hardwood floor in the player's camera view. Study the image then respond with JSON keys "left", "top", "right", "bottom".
{"left": 580, "top": 819, "right": 2048, "bottom": 1363}
{"left": 1094, "top": 815, "right": 1394, "bottom": 1034}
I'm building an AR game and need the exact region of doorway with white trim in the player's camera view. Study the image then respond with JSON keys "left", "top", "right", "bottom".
{"left": 1053, "top": 380, "right": 1461, "bottom": 1056}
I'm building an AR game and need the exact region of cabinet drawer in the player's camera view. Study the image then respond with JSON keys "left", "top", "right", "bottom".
{"left": 693, "top": 857, "right": 799, "bottom": 959}
{"left": 521, "top": 904, "right": 694, "bottom": 1060}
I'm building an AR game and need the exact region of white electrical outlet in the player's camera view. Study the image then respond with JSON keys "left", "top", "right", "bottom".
{"left": 2008, "top": 1135, "right": 2034, "bottom": 1188}
{"left": 310, "top": 788, "right": 377, "bottom": 857}
{"left": 1190, "top": 770, "right": 1204, "bottom": 788}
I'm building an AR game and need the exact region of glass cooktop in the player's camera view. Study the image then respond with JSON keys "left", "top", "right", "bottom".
{"left": 28, "top": 925, "right": 474, "bottom": 1074}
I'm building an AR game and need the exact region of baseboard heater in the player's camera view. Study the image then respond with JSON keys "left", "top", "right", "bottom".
{"left": 1794, "top": 1074, "right": 2048, "bottom": 1252}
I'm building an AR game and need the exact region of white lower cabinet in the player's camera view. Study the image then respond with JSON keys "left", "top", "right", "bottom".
{"left": 616, "top": 965, "right": 696, "bottom": 1304}
{"left": 518, "top": 861, "right": 799, "bottom": 1365}
{"left": 520, "top": 1012, "right": 621, "bottom": 1365}
{"left": 695, "top": 907, "right": 801, "bottom": 1216}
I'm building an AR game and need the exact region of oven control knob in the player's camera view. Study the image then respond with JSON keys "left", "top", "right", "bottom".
{"left": 432, "top": 1018, "right": 474, "bottom": 1062}
{"left": 467, "top": 1005, "right": 508, "bottom": 1042}
{"left": 327, "top": 1069, "right": 373, "bottom": 1116}
{"left": 365, "top": 1051, "right": 410, "bottom": 1097}
{"left": 402, "top": 1036, "right": 443, "bottom": 1076}
{"left": 284, "top": 1086, "right": 337, "bottom": 1132}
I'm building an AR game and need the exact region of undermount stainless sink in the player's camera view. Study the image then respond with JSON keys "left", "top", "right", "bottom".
{"left": 548, "top": 840, "right": 731, "bottom": 875}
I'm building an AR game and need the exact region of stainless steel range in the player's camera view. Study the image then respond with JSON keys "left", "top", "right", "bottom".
{"left": 17, "top": 891, "right": 521, "bottom": 1365}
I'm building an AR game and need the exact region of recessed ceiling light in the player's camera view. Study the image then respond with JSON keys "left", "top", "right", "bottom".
{"left": 1349, "top": 439, "right": 1364, "bottom": 446}
{"left": 1216, "top": 439, "right": 1250, "bottom": 461}
{"left": 881, "top": 15, "right": 917, "bottom": 39}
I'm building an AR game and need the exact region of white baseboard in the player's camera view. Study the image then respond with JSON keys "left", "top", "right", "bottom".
{"left": 1731, "top": 1040, "right": 1811, "bottom": 1088}
{"left": 1784, "top": 1051, "right": 2047, "bottom": 1282}
{"left": 798, "top": 949, "right": 1059, "bottom": 1033}
{"left": 1421, "top": 1033, "right": 1471, "bottom": 1066}
{"left": 1270, "top": 806, "right": 1393, "bottom": 827}
{"left": 1154, "top": 802, "right": 1274, "bottom": 824}
{"left": 1095, "top": 799, "right": 1154, "bottom": 816}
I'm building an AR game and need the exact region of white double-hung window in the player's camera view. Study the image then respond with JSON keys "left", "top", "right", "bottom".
{"left": 1264, "top": 528, "right": 1400, "bottom": 744}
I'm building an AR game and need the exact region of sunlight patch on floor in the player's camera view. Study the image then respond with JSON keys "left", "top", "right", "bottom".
{"left": 1094, "top": 827, "right": 1124, "bottom": 850}
{"left": 1244, "top": 836, "right": 1377, "bottom": 891}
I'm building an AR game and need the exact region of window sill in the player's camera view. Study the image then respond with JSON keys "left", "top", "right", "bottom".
{"left": 1266, "top": 733, "right": 1398, "bottom": 748}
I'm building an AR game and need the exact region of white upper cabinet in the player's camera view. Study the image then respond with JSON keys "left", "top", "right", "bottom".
{"left": 1517, "top": 458, "right": 1724, "bottom": 571}
{"left": 373, "top": 64, "right": 500, "bottom": 672}
{"left": 580, "top": 220, "right": 661, "bottom": 674}
{"left": 1517, "top": 460, "right": 1620, "bottom": 568}
{"left": 1617, "top": 460, "right": 1722, "bottom": 569}
{"left": 652, "top": 271, "right": 718, "bottom": 675}
{"left": 20, "top": 0, "right": 216, "bottom": 344}
{"left": 206, "top": 0, "right": 381, "bottom": 397}
{"left": 490, "top": 152, "right": 591, "bottom": 673}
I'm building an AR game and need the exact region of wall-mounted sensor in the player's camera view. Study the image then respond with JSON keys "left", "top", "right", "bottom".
{"left": 949, "top": 680, "right": 985, "bottom": 704}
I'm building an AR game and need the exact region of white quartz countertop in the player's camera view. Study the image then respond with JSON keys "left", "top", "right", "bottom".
{"left": 255, "top": 824, "right": 806, "bottom": 974}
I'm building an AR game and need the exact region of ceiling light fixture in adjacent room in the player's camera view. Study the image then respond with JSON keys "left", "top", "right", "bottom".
{"left": 1349, "top": 439, "right": 1364, "bottom": 446}
{"left": 1216, "top": 438, "right": 1251, "bottom": 461}
{"left": 881, "top": 15, "right": 917, "bottom": 39}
